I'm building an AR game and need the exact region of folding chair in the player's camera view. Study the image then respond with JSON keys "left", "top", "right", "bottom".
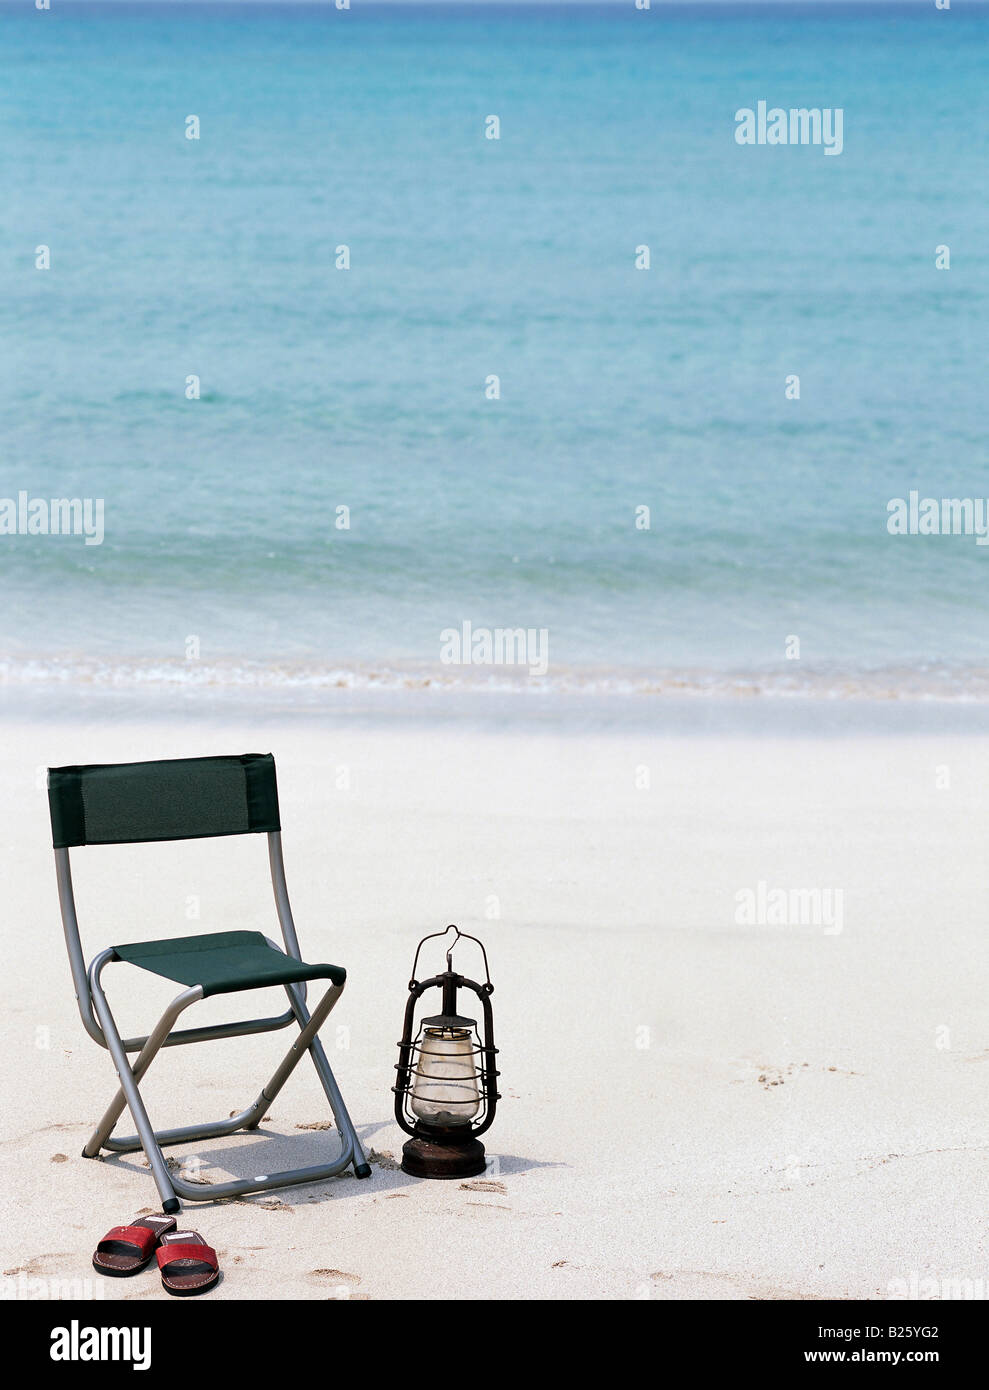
{"left": 48, "top": 752, "right": 371, "bottom": 1214}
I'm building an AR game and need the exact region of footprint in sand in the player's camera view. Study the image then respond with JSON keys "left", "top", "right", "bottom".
{"left": 755, "top": 1062, "right": 805, "bottom": 1088}
{"left": 367, "top": 1148, "right": 401, "bottom": 1170}
{"left": 750, "top": 1062, "right": 859, "bottom": 1090}
{"left": 141, "top": 1156, "right": 182, "bottom": 1173}
{"left": 5, "top": 1254, "right": 75, "bottom": 1277}
{"left": 310, "top": 1268, "right": 364, "bottom": 1296}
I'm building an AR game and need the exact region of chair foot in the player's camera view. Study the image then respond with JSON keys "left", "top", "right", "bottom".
{"left": 354, "top": 1163, "right": 371, "bottom": 1179}
{"left": 162, "top": 1197, "right": 181, "bottom": 1215}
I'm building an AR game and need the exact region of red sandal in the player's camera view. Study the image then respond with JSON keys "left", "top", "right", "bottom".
{"left": 92, "top": 1215, "right": 177, "bottom": 1277}
{"left": 156, "top": 1230, "right": 220, "bottom": 1296}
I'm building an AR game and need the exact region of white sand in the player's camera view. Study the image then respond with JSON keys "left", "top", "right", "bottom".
{"left": 1, "top": 693, "right": 986, "bottom": 1300}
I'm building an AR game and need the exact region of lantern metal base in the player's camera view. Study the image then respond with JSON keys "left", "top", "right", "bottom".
{"left": 401, "top": 1126, "right": 487, "bottom": 1180}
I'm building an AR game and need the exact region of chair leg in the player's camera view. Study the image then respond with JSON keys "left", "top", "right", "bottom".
{"left": 290, "top": 981, "right": 371, "bottom": 1177}
{"left": 83, "top": 976, "right": 207, "bottom": 1158}
{"left": 245, "top": 981, "right": 371, "bottom": 1179}
{"left": 87, "top": 951, "right": 200, "bottom": 1213}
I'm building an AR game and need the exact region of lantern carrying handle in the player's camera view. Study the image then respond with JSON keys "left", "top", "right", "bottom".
{"left": 409, "top": 924, "right": 493, "bottom": 992}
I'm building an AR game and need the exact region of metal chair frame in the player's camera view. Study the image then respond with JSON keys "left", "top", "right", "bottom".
{"left": 54, "top": 829, "right": 370, "bottom": 1213}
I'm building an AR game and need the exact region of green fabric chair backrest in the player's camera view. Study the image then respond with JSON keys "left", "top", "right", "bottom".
{"left": 47, "top": 753, "right": 281, "bottom": 848}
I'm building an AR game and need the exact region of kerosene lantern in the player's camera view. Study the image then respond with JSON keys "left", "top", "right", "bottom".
{"left": 393, "top": 925, "right": 500, "bottom": 1178}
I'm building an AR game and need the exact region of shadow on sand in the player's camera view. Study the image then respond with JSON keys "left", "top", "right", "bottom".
{"left": 98, "top": 1118, "right": 566, "bottom": 1208}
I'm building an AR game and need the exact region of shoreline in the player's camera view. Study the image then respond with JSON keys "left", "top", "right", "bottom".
{"left": 6, "top": 678, "right": 989, "bottom": 739}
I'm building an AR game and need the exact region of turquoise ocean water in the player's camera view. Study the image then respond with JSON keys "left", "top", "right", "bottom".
{"left": 2, "top": 1, "right": 989, "bottom": 698}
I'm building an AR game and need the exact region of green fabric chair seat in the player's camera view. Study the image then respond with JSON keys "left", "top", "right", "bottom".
{"left": 113, "top": 930, "right": 346, "bottom": 998}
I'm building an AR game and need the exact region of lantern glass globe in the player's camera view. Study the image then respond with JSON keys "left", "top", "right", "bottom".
{"left": 410, "top": 1026, "right": 481, "bottom": 1126}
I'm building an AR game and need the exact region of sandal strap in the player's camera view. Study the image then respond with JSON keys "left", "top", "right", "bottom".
{"left": 157, "top": 1243, "right": 218, "bottom": 1271}
{"left": 97, "top": 1224, "right": 158, "bottom": 1258}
